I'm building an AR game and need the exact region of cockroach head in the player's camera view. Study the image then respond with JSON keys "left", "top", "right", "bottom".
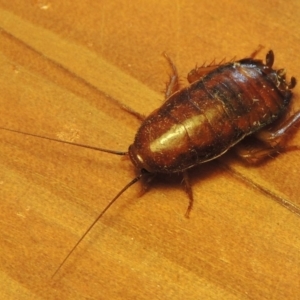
{"left": 128, "top": 144, "right": 153, "bottom": 173}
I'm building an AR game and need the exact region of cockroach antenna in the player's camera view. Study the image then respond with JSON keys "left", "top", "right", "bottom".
{"left": 0, "top": 126, "right": 146, "bottom": 277}
{"left": 0, "top": 126, "right": 128, "bottom": 155}
{"left": 52, "top": 172, "right": 144, "bottom": 278}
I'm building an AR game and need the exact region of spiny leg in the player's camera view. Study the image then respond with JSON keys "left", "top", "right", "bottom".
{"left": 182, "top": 171, "right": 194, "bottom": 218}
{"left": 163, "top": 53, "right": 180, "bottom": 99}
{"left": 249, "top": 44, "right": 264, "bottom": 59}
{"left": 235, "top": 143, "right": 300, "bottom": 164}
{"left": 187, "top": 55, "right": 238, "bottom": 84}
{"left": 187, "top": 45, "right": 265, "bottom": 84}
{"left": 256, "top": 111, "right": 300, "bottom": 146}
{"left": 187, "top": 60, "right": 224, "bottom": 84}
{"left": 236, "top": 110, "right": 300, "bottom": 163}
{"left": 121, "top": 105, "right": 146, "bottom": 121}
{"left": 139, "top": 172, "right": 156, "bottom": 197}
{"left": 120, "top": 53, "right": 182, "bottom": 120}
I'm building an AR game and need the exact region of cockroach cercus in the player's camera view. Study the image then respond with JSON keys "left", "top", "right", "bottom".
{"left": 2, "top": 49, "right": 300, "bottom": 276}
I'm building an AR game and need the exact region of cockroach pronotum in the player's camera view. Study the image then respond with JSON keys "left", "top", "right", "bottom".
{"left": 2, "top": 49, "right": 300, "bottom": 276}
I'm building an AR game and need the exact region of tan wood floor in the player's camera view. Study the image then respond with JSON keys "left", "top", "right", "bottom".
{"left": 0, "top": 1, "right": 300, "bottom": 299}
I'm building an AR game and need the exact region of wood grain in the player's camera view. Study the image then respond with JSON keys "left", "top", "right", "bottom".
{"left": 0, "top": 1, "right": 300, "bottom": 299}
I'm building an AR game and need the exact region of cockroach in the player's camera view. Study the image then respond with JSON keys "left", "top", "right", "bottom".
{"left": 2, "top": 50, "right": 300, "bottom": 276}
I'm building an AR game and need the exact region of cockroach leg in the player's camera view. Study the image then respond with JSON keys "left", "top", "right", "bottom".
{"left": 187, "top": 64, "right": 219, "bottom": 84}
{"left": 187, "top": 45, "right": 265, "bottom": 84}
{"left": 139, "top": 172, "right": 156, "bottom": 197}
{"left": 236, "top": 145, "right": 284, "bottom": 164}
{"left": 265, "top": 50, "right": 274, "bottom": 68}
{"left": 236, "top": 110, "right": 300, "bottom": 163}
{"left": 249, "top": 44, "right": 264, "bottom": 59}
{"left": 288, "top": 77, "right": 297, "bottom": 89}
{"left": 187, "top": 57, "right": 230, "bottom": 84}
{"left": 182, "top": 171, "right": 194, "bottom": 218}
{"left": 255, "top": 110, "right": 300, "bottom": 148}
{"left": 163, "top": 53, "right": 180, "bottom": 99}
{"left": 121, "top": 104, "right": 146, "bottom": 121}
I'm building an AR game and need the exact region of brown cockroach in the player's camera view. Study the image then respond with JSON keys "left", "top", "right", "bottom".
{"left": 2, "top": 50, "right": 300, "bottom": 276}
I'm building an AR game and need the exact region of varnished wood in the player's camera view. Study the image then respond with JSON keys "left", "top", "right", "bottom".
{"left": 0, "top": 1, "right": 300, "bottom": 299}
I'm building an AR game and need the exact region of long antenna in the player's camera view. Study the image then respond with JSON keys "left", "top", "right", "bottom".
{"left": 0, "top": 125, "right": 143, "bottom": 275}
{"left": 0, "top": 126, "right": 127, "bottom": 155}
{"left": 52, "top": 172, "right": 144, "bottom": 278}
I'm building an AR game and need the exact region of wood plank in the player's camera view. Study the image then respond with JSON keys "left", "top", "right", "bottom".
{"left": 0, "top": 1, "right": 299, "bottom": 299}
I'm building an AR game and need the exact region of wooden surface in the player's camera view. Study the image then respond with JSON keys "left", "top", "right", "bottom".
{"left": 0, "top": 1, "right": 300, "bottom": 299}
